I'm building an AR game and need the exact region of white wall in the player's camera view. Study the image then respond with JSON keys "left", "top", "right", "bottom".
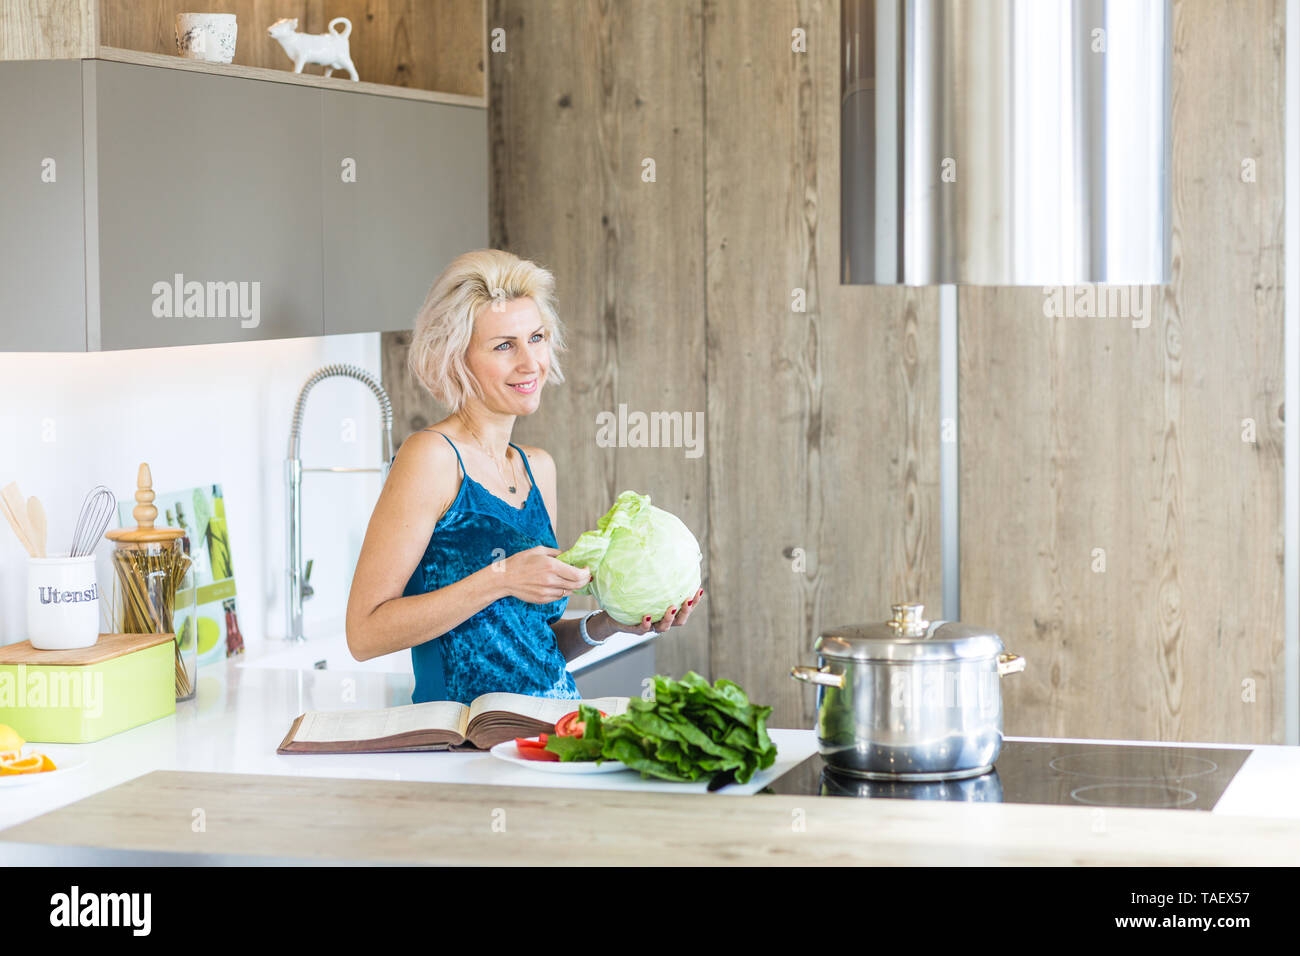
{"left": 0, "top": 333, "right": 389, "bottom": 648}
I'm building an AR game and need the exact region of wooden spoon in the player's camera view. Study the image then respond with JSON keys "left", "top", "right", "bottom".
{"left": 0, "top": 483, "right": 37, "bottom": 558}
{"left": 26, "top": 496, "right": 47, "bottom": 558}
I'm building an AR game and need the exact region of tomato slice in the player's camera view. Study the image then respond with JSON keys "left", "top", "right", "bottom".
{"left": 553, "top": 709, "right": 608, "bottom": 738}
{"left": 517, "top": 747, "right": 558, "bottom": 761}
{"left": 554, "top": 711, "right": 581, "bottom": 737}
{"left": 514, "top": 735, "right": 559, "bottom": 761}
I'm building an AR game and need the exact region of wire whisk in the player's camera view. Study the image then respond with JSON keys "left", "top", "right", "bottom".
{"left": 70, "top": 485, "right": 117, "bottom": 557}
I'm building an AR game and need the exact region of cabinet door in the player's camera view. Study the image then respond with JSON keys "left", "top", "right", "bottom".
{"left": 92, "top": 61, "right": 324, "bottom": 349}
{"left": 322, "top": 92, "right": 487, "bottom": 334}
{"left": 0, "top": 61, "right": 87, "bottom": 351}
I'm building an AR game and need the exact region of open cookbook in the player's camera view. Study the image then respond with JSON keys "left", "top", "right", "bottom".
{"left": 277, "top": 693, "right": 631, "bottom": 754}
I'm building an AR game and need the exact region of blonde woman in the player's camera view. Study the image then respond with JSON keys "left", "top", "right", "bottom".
{"left": 346, "top": 249, "right": 703, "bottom": 704}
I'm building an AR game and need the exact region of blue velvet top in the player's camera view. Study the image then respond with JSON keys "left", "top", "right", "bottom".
{"left": 403, "top": 431, "right": 580, "bottom": 705}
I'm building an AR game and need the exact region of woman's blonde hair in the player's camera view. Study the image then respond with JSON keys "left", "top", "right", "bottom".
{"left": 408, "top": 249, "right": 566, "bottom": 412}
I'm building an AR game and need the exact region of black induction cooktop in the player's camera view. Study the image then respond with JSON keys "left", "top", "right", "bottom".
{"left": 761, "top": 740, "right": 1253, "bottom": 810}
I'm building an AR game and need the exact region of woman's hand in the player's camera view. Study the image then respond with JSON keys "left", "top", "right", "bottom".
{"left": 587, "top": 585, "right": 706, "bottom": 638}
{"left": 502, "top": 546, "right": 592, "bottom": 604}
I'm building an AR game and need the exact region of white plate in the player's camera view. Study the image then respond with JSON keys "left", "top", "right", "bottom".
{"left": 489, "top": 739, "right": 633, "bottom": 774}
{"left": 0, "top": 746, "right": 87, "bottom": 787}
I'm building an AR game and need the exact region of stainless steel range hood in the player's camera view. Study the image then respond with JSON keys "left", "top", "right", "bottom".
{"left": 842, "top": 0, "right": 1172, "bottom": 286}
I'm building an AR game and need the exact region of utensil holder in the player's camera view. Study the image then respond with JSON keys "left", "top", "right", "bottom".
{"left": 26, "top": 554, "right": 100, "bottom": 650}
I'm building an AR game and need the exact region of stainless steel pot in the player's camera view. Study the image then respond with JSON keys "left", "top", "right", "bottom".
{"left": 791, "top": 603, "right": 1025, "bottom": 781}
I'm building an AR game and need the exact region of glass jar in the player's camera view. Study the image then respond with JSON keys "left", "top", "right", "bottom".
{"left": 109, "top": 537, "right": 198, "bottom": 702}
{"left": 106, "top": 464, "right": 197, "bottom": 702}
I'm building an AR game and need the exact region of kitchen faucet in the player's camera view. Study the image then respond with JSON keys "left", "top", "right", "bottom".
{"left": 285, "top": 363, "right": 395, "bottom": 642}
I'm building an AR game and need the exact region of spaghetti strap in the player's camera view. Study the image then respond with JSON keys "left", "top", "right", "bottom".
{"left": 508, "top": 442, "right": 538, "bottom": 488}
{"left": 426, "top": 429, "right": 466, "bottom": 478}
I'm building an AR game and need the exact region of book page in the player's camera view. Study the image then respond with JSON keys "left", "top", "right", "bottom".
{"left": 466, "top": 693, "right": 630, "bottom": 726}
{"left": 292, "top": 700, "right": 470, "bottom": 744}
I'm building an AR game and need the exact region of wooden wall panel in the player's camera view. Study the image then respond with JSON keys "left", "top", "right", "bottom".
{"left": 1, "top": 0, "right": 96, "bottom": 58}
{"left": 704, "top": 0, "right": 941, "bottom": 729}
{"left": 381, "top": 330, "right": 438, "bottom": 449}
{"left": 484, "top": 0, "right": 709, "bottom": 677}
{"left": 960, "top": 0, "right": 1285, "bottom": 743}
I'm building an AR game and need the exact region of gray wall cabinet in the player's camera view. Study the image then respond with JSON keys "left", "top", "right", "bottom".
{"left": 323, "top": 90, "right": 488, "bottom": 335}
{"left": 0, "top": 59, "right": 487, "bottom": 351}
{"left": 0, "top": 60, "right": 87, "bottom": 351}
{"left": 92, "top": 61, "right": 324, "bottom": 348}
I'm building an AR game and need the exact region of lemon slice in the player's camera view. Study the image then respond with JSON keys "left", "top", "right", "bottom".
{"left": 0, "top": 723, "right": 24, "bottom": 753}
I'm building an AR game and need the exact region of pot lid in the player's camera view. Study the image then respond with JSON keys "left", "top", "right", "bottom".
{"left": 816, "top": 603, "right": 1004, "bottom": 662}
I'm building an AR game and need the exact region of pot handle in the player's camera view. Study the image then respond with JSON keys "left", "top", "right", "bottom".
{"left": 790, "top": 664, "right": 845, "bottom": 689}
{"left": 997, "top": 652, "right": 1026, "bottom": 677}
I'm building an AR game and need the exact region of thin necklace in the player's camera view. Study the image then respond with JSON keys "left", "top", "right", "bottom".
{"left": 458, "top": 414, "right": 519, "bottom": 495}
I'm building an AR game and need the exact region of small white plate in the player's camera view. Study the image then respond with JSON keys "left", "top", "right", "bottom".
{"left": 489, "top": 739, "right": 633, "bottom": 774}
{"left": 0, "top": 746, "right": 87, "bottom": 787}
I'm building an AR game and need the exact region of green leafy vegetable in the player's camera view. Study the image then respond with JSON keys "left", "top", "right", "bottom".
{"left": 556, "top": 491, "right": 702, "bottom": 626}
{"left": 543, "top": 673, "right": 778, "bottom": 784}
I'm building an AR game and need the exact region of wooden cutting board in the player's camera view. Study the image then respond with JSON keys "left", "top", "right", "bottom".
{"left": 0, "top": 632, "right": 172, "bottom": 665}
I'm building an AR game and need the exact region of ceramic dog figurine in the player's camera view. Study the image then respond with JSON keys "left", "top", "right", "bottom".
{"left": 267, "top": 17, "right": 358, "bottom": 81}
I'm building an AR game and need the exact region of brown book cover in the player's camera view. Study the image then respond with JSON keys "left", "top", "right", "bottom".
{"left": 277, "top": 693, "right": 630, "bottom": 754}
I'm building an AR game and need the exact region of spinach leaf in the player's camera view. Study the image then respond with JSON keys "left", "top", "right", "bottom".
{"left": 543, "top": 673, "right": 778, "bottom": 784}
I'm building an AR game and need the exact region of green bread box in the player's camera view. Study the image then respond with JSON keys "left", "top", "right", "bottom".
{"left": 0, "top": 633, "right": 176, "bottom": 743}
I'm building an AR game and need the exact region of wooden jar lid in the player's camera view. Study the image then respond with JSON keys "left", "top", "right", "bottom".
{"left": 104, "top": 463, "right": 185, "bottom": 544}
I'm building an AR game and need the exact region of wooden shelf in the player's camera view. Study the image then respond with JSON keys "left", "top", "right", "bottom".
{"left": 94, "top": 46, "right": 484, "bottom": 108}
{"left": 2, "top": 0, "right": 485, "bottom": 105}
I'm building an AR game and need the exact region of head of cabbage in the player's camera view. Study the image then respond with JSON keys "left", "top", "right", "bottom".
{"left": 556, "top": 491, "right": 702, "bottom": 626}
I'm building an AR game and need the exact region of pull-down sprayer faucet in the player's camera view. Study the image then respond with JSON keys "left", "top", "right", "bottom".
{"left": 285, "top": 363, "right": 395, "bottom": 643}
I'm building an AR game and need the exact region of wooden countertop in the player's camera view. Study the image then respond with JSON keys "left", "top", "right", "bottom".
{"left": 2, "top": 770, "right": 1297, "bottom": 865}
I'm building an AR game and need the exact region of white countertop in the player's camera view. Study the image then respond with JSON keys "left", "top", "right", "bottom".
{"left": 0, "top": 642, "right": 812, "bottom": 837}
{"left": 2, "top": 643, "right": 1299, "bottom": 843}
